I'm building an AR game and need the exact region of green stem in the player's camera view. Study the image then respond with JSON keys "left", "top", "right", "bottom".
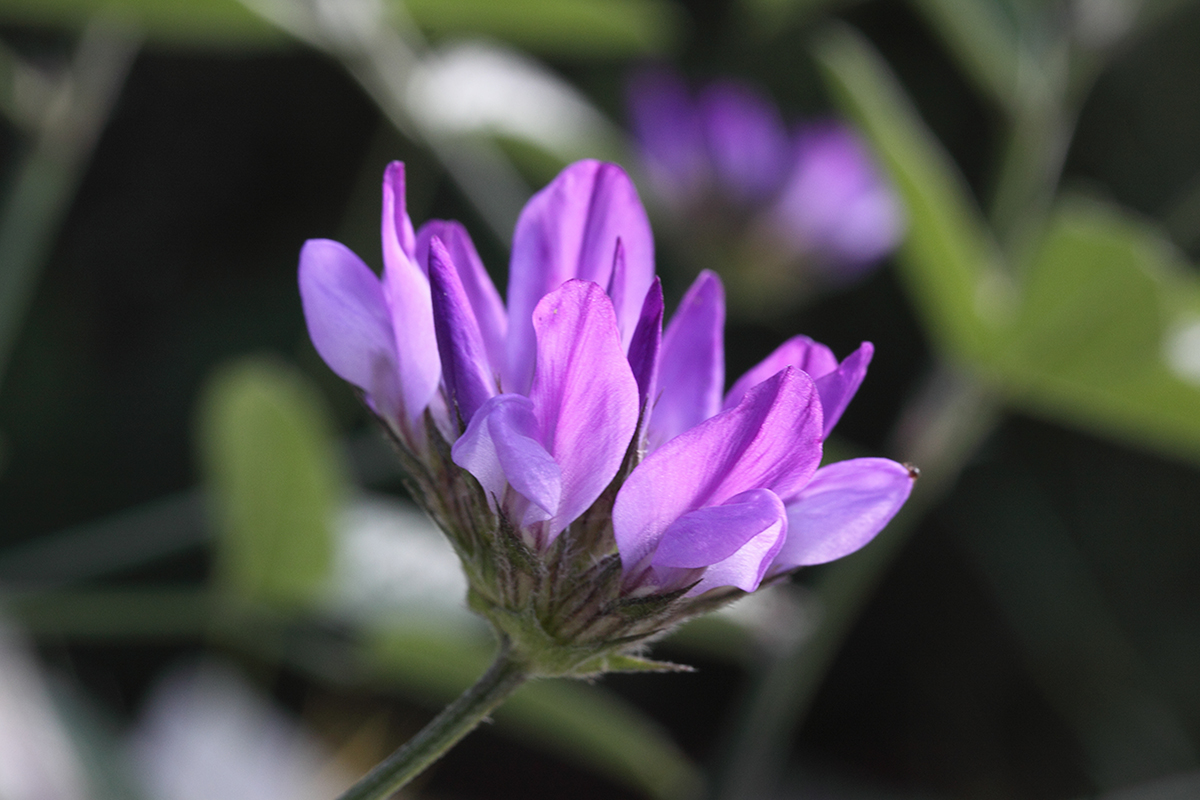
{"left": 337, "top": 638, "right": 528, "bottom": 800}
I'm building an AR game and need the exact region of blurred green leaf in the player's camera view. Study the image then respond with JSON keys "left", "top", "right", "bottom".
{"left": 908, "top": 0, "right": 1020, "bottom": 110}
{"left": 0, "top": 0, "right": 283, "bottom": 47}
{"left": 999, "top": 198, "right": 1200, "bottom": 463}
{"left": 370, "top": 630, "right": 702, "bottom": 800}
{"left": 813, "top": 23, "right": 1010, "bottom": 364}
{"left": 401, "top": 0, "right": 685, "bottom": 58}
{"left": 197, "top": 357, "right": 344, "bottom": 611}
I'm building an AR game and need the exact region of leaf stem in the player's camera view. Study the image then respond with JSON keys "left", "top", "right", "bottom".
{"left": 337, "top": 637, "right": 528, "bottom": 800}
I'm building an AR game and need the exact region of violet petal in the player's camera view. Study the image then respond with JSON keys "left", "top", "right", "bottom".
{"left": 297, "top": 239, "right": 400, "bottom": 415}
{"left": 627, "top": 277, "right": 664, "bottom": 420}
{"left": 649, "top": 270, "right": 725, "bottom": 448}
{"left": 451, "top": 394, "right": 562, "bottom": 519}
{"left": 379, "top": 166, "right": 440, "bottom": 421}
{"left": 529, "top": 280, "right": 640, "bottom": 541}
{"left": 614, "top": 367, "right": 823, "bottom": 573}
{"left": 813, "top": 341, "right": 873, "bottom": 437}
{"left": 653, "top": 488, "right": 786, "bottom": 569}
{"left": 772, "top": 457, "right": 914, "bottom": 570}
{"left": 427, "top": 235, "right": 496, "bottom": 425}
{"left": 698, "top": 79, "right": 790, "bottom": 202}
{"left": 506, "top": 161, "right": 654, "bottom": 394}
{"left": 723, "top": 334, "right": 838, "bottom": 411}
{"left": 417, "top": 220, "right": 507, "bottom": 379}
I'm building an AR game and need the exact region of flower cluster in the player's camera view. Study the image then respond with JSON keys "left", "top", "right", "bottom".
{"left": 299, "top": 160, "right": 914, "bottom": 676}
{"left": 627, "top": 68, "right": 905, "bottom": 284}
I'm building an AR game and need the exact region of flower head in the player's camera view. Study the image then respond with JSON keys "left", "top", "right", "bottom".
{"left": 299, "top": 159, "right": 914, "bottom": 676}
{"left": 627, "top": 67, "right": 905, "bottom": 285}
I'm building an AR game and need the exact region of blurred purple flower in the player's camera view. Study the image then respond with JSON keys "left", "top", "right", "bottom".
{"left": 298, "top": 159, "right": 913, "bottom": 671}
{"left": 627, "top": 67, "right": 905, "bottom": 278}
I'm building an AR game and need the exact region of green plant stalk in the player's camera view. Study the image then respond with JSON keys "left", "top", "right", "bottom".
{"left": 337, "top": 637, "right": 528, "bottom": 800}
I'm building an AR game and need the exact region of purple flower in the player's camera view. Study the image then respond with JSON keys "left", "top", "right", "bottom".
{"left": 627, "top": 68, "right": 904, "bottom": 278}
{"left": 298, "top": 158, "right": 913, "bottom": 674}
{"left": 767, "top": 122, "right": 907, "bottom": 277}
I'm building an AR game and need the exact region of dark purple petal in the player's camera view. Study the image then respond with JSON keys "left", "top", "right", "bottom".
{"left": 614, "top": 367, "right": 823, "bottom": 573}
{"left": 626, "top": 67, "right": 707, "bottom": 204}
{"left": 698, "top": 79, "right": 790, "bottom": 202}
{"left": 427, "top": 236, "right": 496, "bottom": 425}
{"left": 298, "top": 239, "right": 400, "bottom": 415}
{"left": 649, "top": 271, "right": 725, "bottom": 449}
{"left": 529, "top": 280, "right": 640, "bottom": 541}
{"left": 627, "top": 277, "right": 663, "bottom": 420}
{"left": 451, "top": 394, "right": 561, "bottom": 520}
{"left": 772, "top": 457, "right": 914, "bottom": 570}
{"left": 813, "top": 341, "right": 872, "bottom": 436}
{"left": 723, "top": 334, "right": 838, "bottom": 412}
{"left": 417, "top": 220, "right": 507, "bottom": 378}
{"left": 378, "top": 165, "right": 440, "bottom": 421}
{"left": 506, "top": 161, "right": 654, "bottom": 394}
{"left": 768, "top": 122, "right": 904, "bottom": 274}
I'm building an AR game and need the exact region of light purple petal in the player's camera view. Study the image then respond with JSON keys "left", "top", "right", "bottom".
{"left": 699, "top": 79, "right": 790, "bottom": 202}
{"left": 813, "top": 341, "right": 872, "bottom": 436}
{"left": 649, "top": 270, "right": 725, "bottom": 449}
{"left": 382, "top": 162, "right": 417, "bottom": 270}
{"left": 687, "top": 511, "right": 786, "bottom": 595}
{"left": 451, "top": 394, "right": 562, "bottom": 519}
{"left": 298, "top": 239, "right": 400, "bottom": 415}
{"left": 506, "top": 161, "right": 654, "bottom": 394}
{"left": 626, "top": 67, "right": 707, "bottom": 204}
{"left": 653, "top": 488, "right": 785, "bottom": 569}
{"left": 427, "top": 236, "right": 496, "bottom": 425}
{"left": 379, "top": 164, "right": 440, "bottom": 421}
{"left": 416, "top": 220, "right": 507, "bottom": 378}
{"left": 614, "top": 367, "right": 823, "bottom": 573}
{"left": 772, "top": 457, "right": 914, "bottom": 570}
{"left": 769, "top": 122, "right": 904, "bottom": 274}
{"left": 529, "top": 280, "right": 640, "bottom": 541}
{"left": 627, "top": 277, "right": 663, "bottom": 421}
{"left": 724, "top": 335, "right": 838, "bottom": 412}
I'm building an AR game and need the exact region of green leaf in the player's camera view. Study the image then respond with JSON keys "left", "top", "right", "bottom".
{"left": 369, "top": 630, "right": 702, "bottom": 800}
{"left": 999, "top": 198, "right": 1200, "bottom": 464}
{"left": 0, "top": 0, "right": 283, "bottom": 48}
{"left": 812, "top": 23, "right": 1010, "bottom": 364}
{"left": 196, "top": 357, "right": 344, "bottom": 610}
{"left": 401, "top": 0, "right": 684, "bottom": 58}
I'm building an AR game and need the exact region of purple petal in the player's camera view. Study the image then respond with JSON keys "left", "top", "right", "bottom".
{"left": 626, "top": 67, "right": 707, "bottom": 204}
{"left": 614, "top": 367, "right": 823, "bottom": 573}
{"left": 427, "top": 236, "right": 496, "bottom": 425}
{"left": 648, "top": 270, "right": 725, "bottom": 449}
{"left": 416, "top": 220, "right": 507, "bottom": 378}
{"left": 382, "top": 162, "right": 417, "bottom": 270}
{"left": 378, "top": 165, "right": 440, "bottom": 421}
{"left": 298, "top": 239, "right": 400, "bottom": 415}
{"left": 506, "top": 161, "right": 654, "bottom": 394}
{"left": 698, "top": 79, "right": 790, "bottom": 202}
{"left": 772, "top": 457, "right": 914, "bottom": 570}
{"left": 769, "top": 122, "right": 904, "bottom": 274}
{"left": 653, "top": 488, "right": 786, "bottom": 569}
{"left": 451, "top": 394, "right": 562, "bottom": 520}
{"left": 627, "top": 277, "right": 663, "bottom": 420}
{"left": 724, "top": 335, "right": 838, "bottom": 412}
{"left": 529, "top": 280, "right": 640, "bottom": 541}
{"left": 813, "top": 342, "right": 872, "bottom": 436}
{"left": 687, "top": 512, "right": 786, "bottom": 595}
{"left": 724, "top": 336, "right": 871, "bottom": 438}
